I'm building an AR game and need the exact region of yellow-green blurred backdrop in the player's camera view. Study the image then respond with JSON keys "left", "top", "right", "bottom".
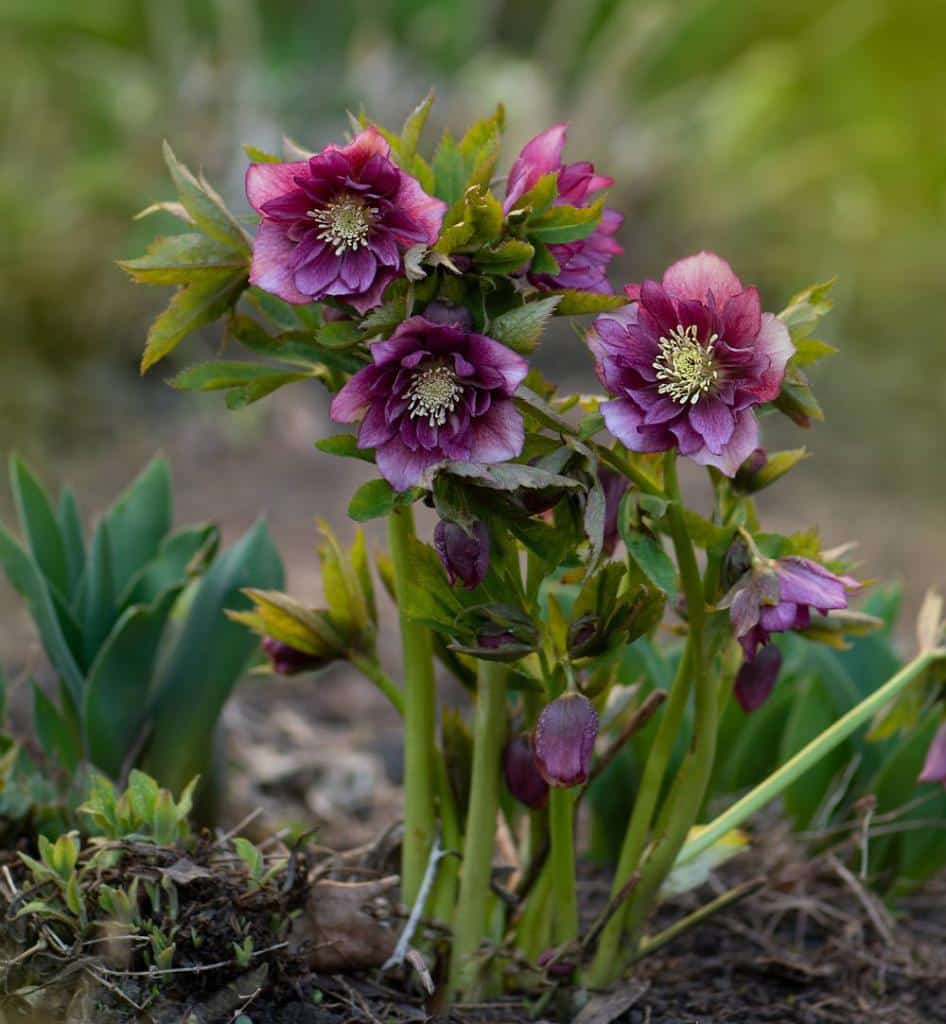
{"left": 1, "top": 0, "right": 943, "bottom": 639}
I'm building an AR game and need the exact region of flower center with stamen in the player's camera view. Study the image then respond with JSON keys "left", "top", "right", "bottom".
{"left": 406, "top": 364, "right": 463, "bottom": 428}
{"left": 653, "top": 324, "right": 720, "bottom": 405}
{"left": 309, "top": 195, "right": 375, "bottom": 255}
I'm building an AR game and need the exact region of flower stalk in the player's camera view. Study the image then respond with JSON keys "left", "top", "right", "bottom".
{"left": 387, "top": 506, "right": 438, "bottom": 907}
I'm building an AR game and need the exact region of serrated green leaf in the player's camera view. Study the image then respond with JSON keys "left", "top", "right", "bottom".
{"left": 473, "top": 239, "right": 534, "bottom": 274}
{"left": 141, "top": 269, "right": 248, "bottom": 372}
{"left": 163, "top": 142, "right": 250, "bottom": 253}
{"left": 552, "top": 290, "right": 626, "bottom": 315}
{"left": 315, "top": 435, "right": 375, "bottom": 463}
{"left": 348, "top": 479, "right": 398, "bottom": 522}
{"left": 490, "top": 296, "right": 561, "bottom": 355}
{"left": 526, "top": 198, "right": 604, "bottom": 244}
{"left": 509, "top": 173, "right": 558, "bottom": 218}
{"left": 226, "top": 370, "right": 311, "bottom": 408}
{"left": 623, "top": 529, "right": 678, "bottom": 600}
{"left": 778, "top": 278, "right": 836, "bottom": 342}
{"left": 317, "top": 320, "right": 362, "bottom": 349}
{"left": 119, "top": 233, "right": 247, "bottom": 285}
{"left": 399, "top": 90, "right": 434, "bottom": 164}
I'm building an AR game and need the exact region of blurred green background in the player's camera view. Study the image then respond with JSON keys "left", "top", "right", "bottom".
{"left": 1, "top": 0, "right": 943, "bottom": 654}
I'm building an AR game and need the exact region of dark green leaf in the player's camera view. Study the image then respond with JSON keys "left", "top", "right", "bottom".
{"left": 32, "top": 683, "right": 81, "bottom": 772}
{"left": 104, "top": 458, "right": 172, "bottom": 600}
{"left": 120, "top": 524, "right": 220, "bottom": 609}
{"left": 399, "top": 90, "right": 434, "bottom": 164}
{"left": 348, "top": 479, "right": 398, "bottom": 522}
{"left": 0, "top": 525, "right": 84, "bottom": 700}
{"left": 143, "top": 521, "right": 284, "bottom": 793}
{"left": 56, "top": 488, "right": 85, "bottom": 595}
{"left": 473, "top": 239, "right": 534, "bottom": 275}
{"left": 84, "top": 586, "right": 181, "bottom": 777}
{"left": 526, "top": 199, "right": 603, "bottom": 244}
{"left": 623, "top": 529, "right": 677, "bottom": 600}
{"left": 9, "top": 456, "right": 70, "bottom": 600}
{"left": 81, "top": 519, "right": 116, "bottom": 665}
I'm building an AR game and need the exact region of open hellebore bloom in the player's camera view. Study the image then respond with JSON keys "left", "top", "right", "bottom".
{"left": 503, "top": 734, "right": 550, "bottom": 809}
{"left": 504, "top": 124, "right": 623, "bottom": 294}
{"left": 919, "top": 721, "right": 946, "bottom": 788}
{"left": 330, "top": 316, "right": 528, "bottom": 490}
{"left": 734, "top": 644, "right": 783, "bottom": 713}
{"left": 589, "top": 253, "right": 795, "bottom": 475}
{"left": 246, "top": 128, "right": 446, "bottom": 313}
{"left": 434, "top": 518, "right": 489, "bottom": 589}
{"left": 534, "top": 693, "right": 599, "bottom": 788}
{"left": 262, "top": 636, "right": 331, "bottom": 676}
{"left": 722, "top": 556, "right": 860, "bottom": 660}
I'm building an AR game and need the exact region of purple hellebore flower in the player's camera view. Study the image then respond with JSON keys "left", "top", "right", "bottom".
{"left": 504, "top": 124, "right": 624, "bottom": 294}
{"left": 329, "top": 315, "right": 528, "bottom": 491}
{"left": 721, "top": 556, "right": 861, "bottom": 660}
{"left": 503, "top": 734, "right": 550, "bottom": 809}
{"left": 533, "top": 693, "right": 599, "bottom": 788}
{"left": 434, "top": 518, "right": 489, "bottom": 589}
{"left": 589, "top": 252, "right": 795, "bottom": 475}
{"left": 262, "top": 636, "right": 329, "bottom": 676}
{"left": 919, "top": 721, "right": 946, "bottom": 788}
{"left": 245, "top": 128, "right": 446, "bottom": 313}
{"left": 734, "top": 644, "right": 783, "bottom": 713}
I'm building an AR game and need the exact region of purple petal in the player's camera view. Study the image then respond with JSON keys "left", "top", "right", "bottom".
{"left": 375, "top": 438, "right": 443, "bottom": 491}
{"left": 504, "top": 123, "right": 568, "bottom": 211}
{"left": 919, "top": 722, "right": 946, "bottom": 786}
{"left": 722, "top": 287, "right": 762, "bottom": 346}
{"left": 249, "top": 220, "right": 311, "bottom": 304}
{"left": 329, "top": 365, "right": 379, "bottom": 423}
{"left": 662, "top": 251, "right": 744, "bottom": 305}
{"left": 394, "top": 173, "right": 447, "bottom": 246}
{"left": 245, "top": 160, "right": 311, "bottom": 212}
{"left": 534, "top": 693, "right": 598, "bottom": 788}
{"left": 689, "top": 395, "right": 736, "bottom": 454}
{"left": 601, "top": 398, "right": 672, "bottom": 454}
{"left": 466, "top": 399, "right": 525, "bottom": 464}
{"left": 734, "top": 645, "right": 782, "bottom": 713}
{"left": 776, "top": 557, "right": 857, "bottom": 610}
{"left": 465, "top": 335, "right": 529, "bottom": 394}
{"left": 744, "top": 313, "right": 795, "bottom": 403}
{"left": 689, "top": 408, "right": 759, "bottom": 476}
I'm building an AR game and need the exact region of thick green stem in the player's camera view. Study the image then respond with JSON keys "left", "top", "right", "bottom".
{"left": 348, "top": 652, "right": 405, "bottom": 714}
{"left": 388, "top": 507, "right": 437, "bottom": 907}
{"left": 677, "top": 648, "right": 945, "bottom": 868}
{"left": 448, "top": 660, "right": 508, "bottom": 998}
{"left": 586, "top": 453, "right": 714, "bottom": 987}
{"left": 549, "top": 787, "right": 579, "bottom": 944}
{"left": 431, "top": 753, "right": 461, "bottom": 923}
{"left": 585, "top": 646, "right": 691, "bottom": 983}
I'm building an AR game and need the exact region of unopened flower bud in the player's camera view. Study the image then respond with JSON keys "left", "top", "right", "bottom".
{"left": 434, "top": 519, "right": 489, "bottom": 589}
{"left": 262, "top": 636, "right": 330, "bottom": 676}
{"left": 422, "top": 300, "right": 473, "bottom": 331}
{"left": 502, "top": 734, "right": 549, "bottom": 809}
{"left": 733, "top": 645, "right": 782, "bottom": 712}
{"left": 919, "top": 721, "right": 946, "bottom": 788}
{"left": 537, "top": 947, "right": 576, "bottom": 978}
{"left": 598, "top": 467, "right": 629, "bottom": 556}
{"left": 734, "top": 448, "right": 768, "bottom": 491}
{"left": 534, "top": 694, "right": 598, "bottom": 788}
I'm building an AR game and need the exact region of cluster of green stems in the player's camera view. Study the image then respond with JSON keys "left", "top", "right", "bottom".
{"left": 371, "top": 454, "right": 944, "bottom": 999}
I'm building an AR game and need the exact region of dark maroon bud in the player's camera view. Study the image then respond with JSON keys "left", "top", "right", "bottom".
{"left": 734, "top": 447, "right": 768, "bottom": 492}
{"left": 567, "top": 614, "right": 600, "bottom": 657}
{"left": 598, "top": 467, "right": 629, "bottom": 556}
{"left": 422, "top": 300, "right": 473, "bottom": 331}
{"left": 534, "top": 694, "right": 599, "bottom": 788}
{"left": 919, "top": 722, "right": 946, "bottom": 788}
{"left": 537, "top": 947, "right": 576, "bottom": 978}
{"left": 734, "top": 644, "right": 782, "bottom": 713}
{"left": 434, "top": 519, "right": 489, "bottom": 589}
{"left": 262, "top": 636, "right": 328, "bottom": 676}
{"left": 502, "top": 734, "right": 549, "bottom": 809}
{"left": 477, "top": 628, "right": 518, "bottom": 650}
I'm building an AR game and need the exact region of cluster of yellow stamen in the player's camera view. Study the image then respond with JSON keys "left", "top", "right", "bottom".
{"left": 653, "top": 324, "right": 720, "bottom": 405}
{"left": 309, "top": 195, "right": 375, "bottom": 255}
{"left": 406, "top": 364, "right": 464, "bottom": 427}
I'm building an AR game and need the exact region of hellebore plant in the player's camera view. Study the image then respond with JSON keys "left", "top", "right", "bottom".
{"left": 125, "top": 95, "right": 946, "bottom": 1005}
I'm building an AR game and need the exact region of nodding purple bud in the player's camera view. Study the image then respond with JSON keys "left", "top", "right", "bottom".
{"left": 537, "top": 947, "right": 576, "bottom": 978}
{"left": 734, "top": 448, "right": 768, "bottom": 492}
{"left": 734, "top": 644, "right": 782, "bottom": 713}
{"left": 477, "top": 628, "right": 518, "bottom": 650}
{"left": 598, "top": 467, "right": 629, "bottom": 556}
{"left": 919, "top": 721, "right": 946, "bottom": 788}
{"left": 422, "top": 300, "right": 473, "bottom": 331}
{"left": 434, "top": 519, "right": 489, "bottom": 589}
{"left": 262, "top": 637, "right": 328, "bottom": 676}
{"left": 534, "top": 694, "right": 599, "bottom": 788}
{"left": 502, "top": 734, "right": 550, "bottom": 809}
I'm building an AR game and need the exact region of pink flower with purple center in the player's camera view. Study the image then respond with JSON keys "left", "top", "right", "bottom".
{"left": 589, "top": 252, "right": 795, "bottom": 475}
{"left": 329, "top": 315, "right": 528, "bottom": 491}
{"left": 504, "top": 124, "right": 623, "bottom": 294}
{"left": 245, "top": 128, "right": 446, "bottom": 313}
{"left": 721, "top": 556, "right": 860, "bottom": 660}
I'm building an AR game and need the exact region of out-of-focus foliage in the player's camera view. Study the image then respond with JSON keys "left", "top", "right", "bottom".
{"left": 0, "top": 454, "right": 284, "bottom": 833}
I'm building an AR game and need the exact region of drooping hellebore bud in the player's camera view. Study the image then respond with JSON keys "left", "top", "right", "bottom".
{"left": 734, "top": 644, "right": 782, "bottom": 713}
{"left": 434, "top": 519, "right": 489, "bottom": 589}
{"left": 262, "top": 636, "right": 331, "bottom": 676}
{"left": 734, "top": 447, "right": 808, "bottom": 494}
{"left": 919, "top": 721, "right": 946, "bottom": 788}
{"left": 733, "top": 448, "right": 769, "bottom": 492}
{"left": 502, "top": 734, "right": 550, "bottom": 809}
{"left": 598, "top": 467, "right": 629, "bottom": 556}
{"left": 534, "top": 694, "right": 599, "bottom": 788}
{"left": 422, "top": 300, "right": 473, "bottom": 331}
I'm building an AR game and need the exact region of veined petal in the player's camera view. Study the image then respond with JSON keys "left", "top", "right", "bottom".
{"left": 245, "top": 160, "right": 311, "bottom": 212}
{"left": 249, "top": 220, "right": 311, "bottom": 304}
{"left": 662, "top": 251, "right": 744, "bottom": 305}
